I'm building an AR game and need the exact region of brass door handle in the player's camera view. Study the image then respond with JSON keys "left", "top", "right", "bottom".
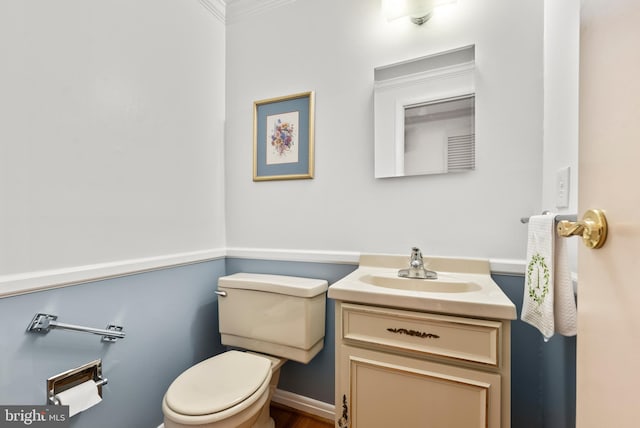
{"left": 557, "top": 209, "right": 608, "bottom": 249}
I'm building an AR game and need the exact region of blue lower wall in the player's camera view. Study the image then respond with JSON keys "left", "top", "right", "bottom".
{"left": 0, "top": 258, "right": 576, "bottom": 427}
{"left": 0, "top": 260, "right": 226, "bottom": 428}
{"left": 494, "top": 274, "right": 576, "bottom": 428}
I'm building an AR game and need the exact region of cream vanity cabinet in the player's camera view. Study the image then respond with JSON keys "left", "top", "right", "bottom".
{"left": 334, "top": 302, "right": 511, "bottom": 428}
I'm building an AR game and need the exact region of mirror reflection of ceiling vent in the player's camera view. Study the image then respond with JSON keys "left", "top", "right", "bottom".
{"left": 374, "top": 45, "right": 475, "bottom": 178}
{"left": 447, "top": 133, "right": 475, "bottom": 171}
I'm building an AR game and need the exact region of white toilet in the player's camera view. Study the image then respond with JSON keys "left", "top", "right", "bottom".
{"left": 162, "top": 273, "right": 328, "bottom": 428}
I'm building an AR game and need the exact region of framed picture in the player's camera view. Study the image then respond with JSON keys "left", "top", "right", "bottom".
{"left": 253, "top": 91, "right": 315, "bottom": 181}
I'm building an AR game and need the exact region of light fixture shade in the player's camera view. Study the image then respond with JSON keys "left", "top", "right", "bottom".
{"left": 382, "top": 0, "right": 456, "bottom": 22}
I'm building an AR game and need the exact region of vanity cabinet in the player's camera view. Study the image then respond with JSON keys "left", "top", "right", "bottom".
{"left": 334, "top": 302, "right": 511, "bottom": 428}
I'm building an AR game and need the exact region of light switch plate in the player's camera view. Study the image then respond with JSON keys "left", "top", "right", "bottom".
{"left": 556, "top": 166, "right": 570, "bottom": 208}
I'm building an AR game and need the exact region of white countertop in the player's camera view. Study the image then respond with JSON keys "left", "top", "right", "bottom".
{"left": 327, "top": 254, "right": 517, "bottom": 320}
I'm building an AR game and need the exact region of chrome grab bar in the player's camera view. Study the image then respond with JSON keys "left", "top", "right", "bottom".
{"left": 27, "top": 313, "right": 125, "bottom": 342}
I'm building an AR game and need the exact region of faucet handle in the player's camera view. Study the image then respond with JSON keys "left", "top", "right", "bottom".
{"left": 410, "top": 247, "right": 423, "bottom": 259}
{"left": 409, "top": 247, "right": 424, "bottom": 268}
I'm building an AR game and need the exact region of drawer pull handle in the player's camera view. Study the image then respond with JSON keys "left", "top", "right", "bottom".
{"left": 387, "top": 327, "right": 440, "bottom": 339}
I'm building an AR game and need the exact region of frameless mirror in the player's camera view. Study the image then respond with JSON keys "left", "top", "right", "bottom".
{"left": 374, "top": 45, "right": 475, "bottom": 178}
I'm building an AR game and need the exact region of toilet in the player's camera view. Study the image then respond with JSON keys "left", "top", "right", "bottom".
{"left": 162, "top": 273, "right": 328, "bottom": 428}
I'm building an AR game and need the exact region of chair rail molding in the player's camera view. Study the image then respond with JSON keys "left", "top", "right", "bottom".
{"left": 0, "top": 247, "right": 526, "bottom": 298}
{"left": 0, "top": 249, "right": 226, "bottom": 298}
{"left": 226, "top": 247, "right": 526, "bottom": 275}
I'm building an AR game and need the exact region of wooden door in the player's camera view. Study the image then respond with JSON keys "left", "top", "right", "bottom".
{"left": 577, "top": 1, "right": 640, "bottom": 426}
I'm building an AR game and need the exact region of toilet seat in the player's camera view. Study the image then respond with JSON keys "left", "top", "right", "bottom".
{"left": 163, "top": 351, "right": 272, "bottom": 424}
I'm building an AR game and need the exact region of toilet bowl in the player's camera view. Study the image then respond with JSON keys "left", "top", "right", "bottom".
{"left": 162, "top": 273, "right": 328, "bottom": 428}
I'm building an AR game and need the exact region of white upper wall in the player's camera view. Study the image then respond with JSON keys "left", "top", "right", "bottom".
{"left": 225, "top": 0, "right": 544, "bottom": 261}
{"left": 0, "top": 0, "right": 226, "bottom": 277}
{"left": 543, "top": 0, "right": 580, "bottom": 213}
{"left": 0, "top": 0, "right": 577, "bottom": 295}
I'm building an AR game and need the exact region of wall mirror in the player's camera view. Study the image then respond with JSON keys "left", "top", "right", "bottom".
{"left": 374, "top": 45, "right": 475, "bottom": 178}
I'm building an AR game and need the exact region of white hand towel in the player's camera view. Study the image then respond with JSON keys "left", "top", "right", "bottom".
{"left": 554, "top": 230, "right": 577, "bottom": 336}
{"left": 522, "top": 215, "right": 556, "bottom": 339}
{"left": 521, "top": 214, "right": 578, "bottom": 339}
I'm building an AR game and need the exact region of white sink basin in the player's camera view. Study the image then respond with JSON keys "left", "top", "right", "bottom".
{"left": 359, "top": 273, "right": 482, "bottom": 293}
{"left": 328, "top": 254, "right": 516, "bottom": 319}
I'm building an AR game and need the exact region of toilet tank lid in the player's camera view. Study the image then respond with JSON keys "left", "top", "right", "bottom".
{"left": 218, "top": 273, "right": 328, "bottom": 297}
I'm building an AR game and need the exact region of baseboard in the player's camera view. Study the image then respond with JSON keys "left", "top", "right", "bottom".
{"left": 272, "top": 389, "right": 335, "bottom": 422}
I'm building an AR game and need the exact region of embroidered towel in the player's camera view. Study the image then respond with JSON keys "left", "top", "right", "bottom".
{"left": 522, "top": 215, "right": 556, "bottom": 339}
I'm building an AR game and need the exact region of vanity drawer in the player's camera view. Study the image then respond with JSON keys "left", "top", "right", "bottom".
{"left": 341, "top": 303, "right": 502, "bottom": 367}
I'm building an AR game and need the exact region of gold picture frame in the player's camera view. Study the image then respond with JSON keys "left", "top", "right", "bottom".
{"left": 253, "top": 91, "right": 315, "bottom": 181}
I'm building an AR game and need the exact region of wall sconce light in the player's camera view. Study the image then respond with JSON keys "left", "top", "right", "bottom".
{"left": 382, "top": 0, "right": 456, "bottom": 25}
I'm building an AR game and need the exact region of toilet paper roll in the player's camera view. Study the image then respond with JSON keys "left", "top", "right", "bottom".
{"left": 54, "top": 380, "right": 102, "bottom": 417}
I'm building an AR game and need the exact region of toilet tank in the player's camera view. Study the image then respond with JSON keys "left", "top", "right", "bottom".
{"left": 217, "top": 273, "right": 328, "bottom": 364}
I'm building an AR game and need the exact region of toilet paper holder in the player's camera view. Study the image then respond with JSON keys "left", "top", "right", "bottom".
{"left": 47, "top": 359, "right": 107, "bottom": 406}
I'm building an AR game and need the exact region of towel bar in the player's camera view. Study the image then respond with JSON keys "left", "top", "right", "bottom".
{"left": 520, "top": 212, "right": 577, "bottom": 224}
{"left": 27, "top": 313, "right": 125, "bottom": 342}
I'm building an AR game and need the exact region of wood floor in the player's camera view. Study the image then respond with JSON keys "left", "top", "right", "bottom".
{"left": 270, "top": 404, "right": 334, "bottom": 428}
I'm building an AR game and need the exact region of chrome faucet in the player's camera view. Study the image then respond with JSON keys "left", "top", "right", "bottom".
{"left": 398, "top": 247, "right": 438, "bottom": 279}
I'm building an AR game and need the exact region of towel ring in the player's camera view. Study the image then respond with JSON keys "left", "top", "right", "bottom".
{"left": 557, "top": 209, "right": 608, "bottom": 249}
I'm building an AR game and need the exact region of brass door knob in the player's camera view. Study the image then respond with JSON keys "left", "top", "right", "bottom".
{"left": 557, "top": 209, "right": 608, "bottom": 249}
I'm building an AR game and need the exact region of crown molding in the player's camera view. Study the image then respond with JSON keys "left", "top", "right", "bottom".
{"left": 225, "top": 0, "right": 297, "bottom": 24}
{"left": 199, "top": 0, "right": 226, "bottom": 24}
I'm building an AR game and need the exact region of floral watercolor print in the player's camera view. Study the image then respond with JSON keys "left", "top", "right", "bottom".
{"left": 266, "top": 111, "right": 299, "bottom": 165}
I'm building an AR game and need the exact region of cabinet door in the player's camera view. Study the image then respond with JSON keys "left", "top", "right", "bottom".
{"left": 337, "top": 345, "right": 501, "bottom": 428}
